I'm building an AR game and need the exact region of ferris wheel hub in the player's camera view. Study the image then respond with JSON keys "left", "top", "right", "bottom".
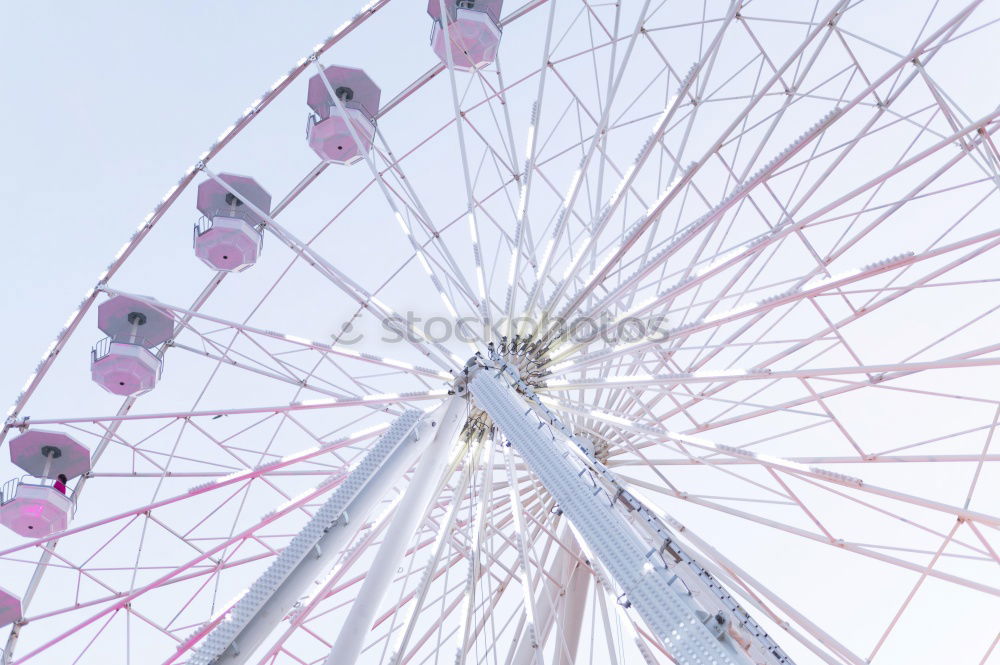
{"left": 459, "top": 338, "right": 550, "bottom": 439}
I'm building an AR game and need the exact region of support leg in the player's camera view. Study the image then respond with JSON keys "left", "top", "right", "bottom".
{"left": 469, "top": 367, "right": 750, "bottom": 665}
{"left": 321, "top": 396, "right": 467, "bottom": 665}
{"left": 190, "top": 401, "right": 459, "bottom": 665}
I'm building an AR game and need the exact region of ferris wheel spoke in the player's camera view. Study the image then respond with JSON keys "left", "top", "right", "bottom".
{"left": 543, "top": 0, "right": 851, "bottom": 332}
{"left": 589, "top": 216, "right": 998, "bottom": 384}
{"left": 166, "top": 337, "right": 429, "bottom": 411}
{"left": 586, "top": 0, "right": 623, "bottom": 268}
{"left": 546, "top": 398, "right": 1000, "bottom": 530}
{"left": 543, "top": 4, "right": 744, "bottom": 321}
{"left": 6, "top": 394, "right": 447, "bottom": 432}
{"left": 910, "top": 67, "right": 1000, "bottom": 180}
{"left": 0, "top": 425, "right": 393, "bottom": 566}
{"left": 503, "top": 0, "right": 556, "bottom": 333}
{"left": 658, "top": 509, "right": 869, "bottom": 665}
{"left": 434, "top": 3, "right": 498, "bottom": 339}
{"left": 609, "top": 451, "right": 1000, "bottom": 466}
{"left": 311, "top": 63, "right": 486, "bottom": 350}
{"left": 520, "top": 0, "right": 655, "bottom": 328}
{"left": 368, "top": 142, "right": 481, "bottom": 316}
{"left": 877, "top": 520, "right": 964, "bottom": 663}
{"left": 101, "top": 287, "right": 451, "bottom": 383}
{"left": 560, "top": 0, "right": 985, "bottom": 344}
{"left": 201, "top": 167, "right": 462, "bottom": 372}
{"left": 687, "top": 331, "right": 1000, "bottom": 436}
{"left": 620, "top": 473, "right": 999, "bottom": 597}
{"left": 676, "top": 252, "right": 992, "bottom": 396}
{"left": 547, "top": 242, "right": 936, "bottom": 374}
{"left": 571, "top": 104, "right": 957, "bottom": 339}
{"left": 21, "top": 546, "right": 266, "bottom": 630}
{"left": 775, "top": 470, "right": 992, "bottom": 560}
{"left": 639, "top": 221, "right": 1000, "bottom": 435}
{"left": 541, "top": 354, "right": 1000, "bottom": 392}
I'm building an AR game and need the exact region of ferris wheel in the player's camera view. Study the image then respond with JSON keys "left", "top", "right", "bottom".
{"left": 1, "top": 1, "right": 999, "bottom": 664}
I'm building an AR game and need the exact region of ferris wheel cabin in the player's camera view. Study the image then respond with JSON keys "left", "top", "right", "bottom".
{"left": 194, "top": 173, "right": 271, "bottom": 272}
{"left": 306, "top": 65, "right": 381, "bottom": 165}
{"left": 428, "top": 0, "right": 503, "bottom": 71}
{"left": 1, "top": 430, "right": 90, "bottom": 538}
{"left": 0, "top": 586, "right": 21, "bottom": 629}
{"left": 90, "top": 294, "right": 173, "bottom": 396}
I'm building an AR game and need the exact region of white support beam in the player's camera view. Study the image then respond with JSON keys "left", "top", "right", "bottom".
{"left": 479, "top": 364, "right": 804, "bottom": 665}
{"left": 509, "top": 525, "right": 590, "bottom": 665}
{"left": 387, "top": 440, "right": 480, "bottom": 664}
{"left": 188, "top": 405, "right": 442, "bottom": 664}
{"left": 468, "top": 367, "right": 752, "bottom": 665}
{"left": 502, "top": 442, "right": 548, "bottom": 665}
{"left": 321, "top": 396, "right": 467, "bottom": 665}
{"left": 554, "top": 535, "right": 590, "bottom": 665}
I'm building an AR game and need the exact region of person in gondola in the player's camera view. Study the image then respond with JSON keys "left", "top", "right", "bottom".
{"left": 53, "top": 473, "right": 68, "bottom": 495}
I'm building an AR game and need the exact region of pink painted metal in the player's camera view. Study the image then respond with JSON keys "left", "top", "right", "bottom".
{"left": 193, "top": 173, "right": 271, "bottom": 271}
{"left": 194, "top": 216, "right": 263, "bottom": 272}
{"left": 0, "top": 585, "right": 21, "bottom": 628}
{"left": 97, "top": 294, "right": 175, "bottom": 347}
{"left": 8, "top": 429, "right": 91, "bottom": 480}
{"left": 0, "top": 482, "right": 72, "bottom": 537}
{"left": 428, "top": 0, "right": 503, "bottom": 71}
{"left": 306, "top": 65, "right": 381, "bottom": 164}
{"left": 90, "top": 341, "right": 162, "bottom": 396}
{"left": 195, "top": 173, "right": 272, "bottom": 225}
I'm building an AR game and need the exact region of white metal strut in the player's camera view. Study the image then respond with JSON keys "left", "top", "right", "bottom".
{"left": 321, "top": 396, "right": 467, "bottom": 665}
{"left": 187, "top": 403, "right": 452, "bottom": 664}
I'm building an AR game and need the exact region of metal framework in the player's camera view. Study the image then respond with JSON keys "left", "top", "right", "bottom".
{"left": 2, "top": 1, "right": 999, "bottom": 664}
{"left": 469, "top": 364, "right": 771, "bottom": 665}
